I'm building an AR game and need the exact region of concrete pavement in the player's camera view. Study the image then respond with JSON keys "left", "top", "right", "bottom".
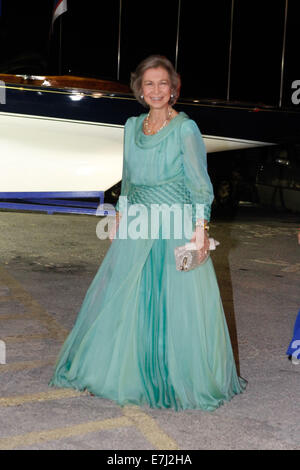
{"left": 0, "top": 206, "right": 299, "bottom": 450}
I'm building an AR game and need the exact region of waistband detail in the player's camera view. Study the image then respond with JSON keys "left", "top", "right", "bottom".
{"left": 127, "top": 179, "right": 192, "bottom": 207}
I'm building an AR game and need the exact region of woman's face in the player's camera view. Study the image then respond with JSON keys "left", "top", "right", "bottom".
{"left": 141, "top": 66, "right": 172, "bottom": 111}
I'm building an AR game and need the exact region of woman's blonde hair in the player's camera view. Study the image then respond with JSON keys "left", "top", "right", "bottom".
{"left": 130, "top": 55, "right": 181, "bottom": 107}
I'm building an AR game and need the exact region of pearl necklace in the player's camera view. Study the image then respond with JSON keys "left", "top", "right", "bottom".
{"left": 144, "top": 107, "right": 173, "bottom": 135}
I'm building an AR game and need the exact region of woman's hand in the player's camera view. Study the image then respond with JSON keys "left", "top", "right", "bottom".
{"left": 109, "top": 212, "right": 122, "bottom": 243}
{"left": 190, "top": 226, "right": 210, "bottom": 248}
{"left": 190, "top": 220, "right": 210, "bottom": 258}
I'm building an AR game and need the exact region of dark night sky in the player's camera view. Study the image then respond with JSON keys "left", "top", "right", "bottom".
{"left": 0, "top": 0, "right": 299, "bottom": 107}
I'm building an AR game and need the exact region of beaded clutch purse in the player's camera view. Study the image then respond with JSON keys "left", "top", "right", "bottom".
{"left": 174, "top": 239, "right": 220, "bottom": 272}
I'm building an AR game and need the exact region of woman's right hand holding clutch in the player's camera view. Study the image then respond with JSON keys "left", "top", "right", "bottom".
{"left": 190, "top": 219, "right": 210, "bottom": 254}
{"left": 109, "top": 212, "right": 122, "bottom": 243}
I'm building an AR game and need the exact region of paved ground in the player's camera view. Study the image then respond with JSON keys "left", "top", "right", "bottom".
{"left": 0, "top": 205, "right": 299, "bottom": 451}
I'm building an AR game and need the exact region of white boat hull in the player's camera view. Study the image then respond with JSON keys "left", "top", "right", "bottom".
{"left": 0, "top": 112, "right": 271, "bottom": 192}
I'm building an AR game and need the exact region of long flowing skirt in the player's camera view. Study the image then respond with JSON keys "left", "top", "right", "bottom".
{"left": 49, "top": 211, "right": 246, "bottom": 411}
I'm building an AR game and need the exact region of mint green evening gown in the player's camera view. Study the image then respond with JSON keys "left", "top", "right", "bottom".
{"left": 49, "top": 112, "right": 246, "bottom": 411}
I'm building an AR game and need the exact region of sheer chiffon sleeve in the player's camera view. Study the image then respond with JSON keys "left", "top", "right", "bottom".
{"left": 181, "top": 119, "right": 214, "bottom": 222}
{"left": 115, "top": 118, "right": 133, "bottom": 213}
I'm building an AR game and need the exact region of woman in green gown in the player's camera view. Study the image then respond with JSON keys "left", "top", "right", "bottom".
{"left": 49, "top": 55, "right": 246, "bottom": 411}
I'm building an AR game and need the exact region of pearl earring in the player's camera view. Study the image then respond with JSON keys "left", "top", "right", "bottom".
{"left": 140, "top": 95, "right": 144, "bottom": 99}
{"left": 171, "top": 94, "right": 174, "bottom": 98}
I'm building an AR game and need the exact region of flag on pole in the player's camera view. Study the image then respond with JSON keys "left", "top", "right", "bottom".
{"left": 52, "top": 0, "right": 68, "bottom": 27}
